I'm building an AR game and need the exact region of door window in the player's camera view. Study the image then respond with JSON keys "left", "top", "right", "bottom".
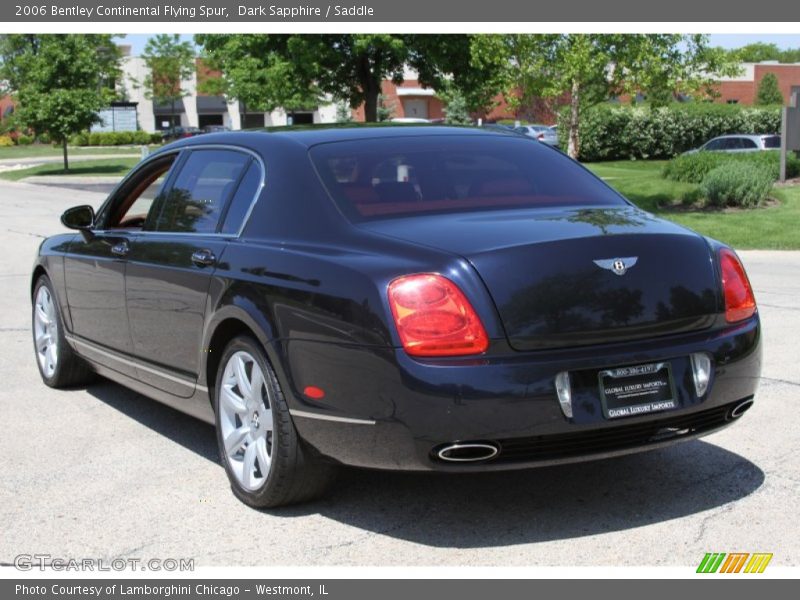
{"left": 102, "top": 154, "right": 177, "bottom": 230}
{"left": 152, "top": 149, "right": 251, "bottom": 234}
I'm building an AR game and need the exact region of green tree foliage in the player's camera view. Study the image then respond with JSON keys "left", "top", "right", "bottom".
{"left": 731, "top": 42, "right": 800, "bottom": 64}
{"left": 141, "top": 34, "right": 195, "bottom": 129}
{"left": 483, "top": 34, "right": 740, "bottom": 158}
{"left": 441, "top": 86, "right": 473, "bottom": 125}
{"left": 196, "top": 34, "right": 501, "bottom": 123}
{"left": 0, "top": 34, "right": 121, "bottom": 170}
{"left": 195, "top": 34, "right": 322, "bottom": 122}
{"left": 756, "top": 73, "right": 784, "bottom": 105}
{"left": 406, "top": 35, "right": 509, "bottom": 116}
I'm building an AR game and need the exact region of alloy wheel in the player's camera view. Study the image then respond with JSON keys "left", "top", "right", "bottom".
{"left": 219, "top": 351, "right": 274, "bottom": 491}
{"left": 34, "top": 286, "right": 58, "bottom": 378}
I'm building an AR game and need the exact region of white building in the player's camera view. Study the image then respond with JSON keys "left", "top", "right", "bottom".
{"left": 117, "top": 45, "right": 339, "bottom": 132}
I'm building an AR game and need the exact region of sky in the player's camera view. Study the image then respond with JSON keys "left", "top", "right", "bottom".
{"left": 117, "top": 34, "right": 800, "bottom": 56}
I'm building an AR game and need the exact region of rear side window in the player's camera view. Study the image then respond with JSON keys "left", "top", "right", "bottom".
{"left": 309, "top": 136, "right": 626, "bottom": 222}
{"left": 763, "top": 135, "right": 781, "bottom": 149}
{"left": 152, "top": 149, "right": 250, "bottom": 233}
{"left": 220, "top": 160, "right": 262, "bottom": 234}
{"left": 740, "top": 138, "right": 758, "bottom": 149}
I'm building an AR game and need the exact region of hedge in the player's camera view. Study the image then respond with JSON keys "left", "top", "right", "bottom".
{"left": 69, "top": 130, "right": 162, "bottom": 146}
{"left": 562, "top": 103, "right": 782, "bottom": 162}
{"left": 701, "top": 163, "right": 774, "bottom": 208}
{"left": 663, "top": 150, "right": 800, "bottom": 183}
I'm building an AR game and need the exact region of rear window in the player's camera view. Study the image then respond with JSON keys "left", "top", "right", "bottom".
{"left": 763, "top": 135, "right": 781, "bottom": 149}
{"left": 309, "top": 136, "right": 626, "bottom": 222}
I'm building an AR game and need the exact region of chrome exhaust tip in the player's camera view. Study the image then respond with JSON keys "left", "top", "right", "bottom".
{"left": 436, "top": 442, "right": 499, "bottom": 462}
{"left": 730, "top": 399, "right": 754, "bottom": 419}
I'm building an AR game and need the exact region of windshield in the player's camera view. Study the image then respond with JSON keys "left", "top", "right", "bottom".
{"left": 309, "top": 135, "right": 627, "bottom": 222}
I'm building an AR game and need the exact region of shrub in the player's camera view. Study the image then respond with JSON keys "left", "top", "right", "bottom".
{"left": 663, "top": 150, "right": 800, "bottom": 183}
{"left": 37, "top": 132, "right": 50, "bottom": 144}
{"left": 70, "top": 132, "right": 89, "bottom": 146}
{"left": 149, "top": 132, "right": 163, "bottom": 144}
{"left": 0, "top": 135, "right": 14, "bottom": 147}
{"left": 564, "top": 103, "right": 782, "bottom": 161}
{"left": 700, "top": 163, "right": 774, "bottom": 208}
{"left": 16, "top": 134, "right": 34, "bottom": 145}
{"left": 76, "top": 130, "right": 157, "bottom": 146}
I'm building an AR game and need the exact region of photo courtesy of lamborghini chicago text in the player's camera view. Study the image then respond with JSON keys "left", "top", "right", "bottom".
{"left": 0, "top": 0, "right": 797, "bottom": 597}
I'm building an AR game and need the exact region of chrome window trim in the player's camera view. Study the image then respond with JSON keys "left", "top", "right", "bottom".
{"left": 94, "top": 143, "right": 265, "bottom": 239}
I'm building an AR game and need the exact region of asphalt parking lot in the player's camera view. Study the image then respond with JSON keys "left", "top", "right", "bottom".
{"left": 0, "top": 178, "right": 797, "bottom": 567}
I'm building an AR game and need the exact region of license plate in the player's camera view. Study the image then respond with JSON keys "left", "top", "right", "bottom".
{"left": 598, "top": 362, "right": 677, "bottom": 419}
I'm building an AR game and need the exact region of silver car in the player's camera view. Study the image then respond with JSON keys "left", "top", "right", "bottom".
{"left": 515, "top": 124, "right": 559, "bottom": 146}
{"left": 685, "top": 134, "right": 781, "bottom": 154}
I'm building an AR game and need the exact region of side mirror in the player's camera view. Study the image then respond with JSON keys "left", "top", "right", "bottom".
{"left": 60, "top": 205, "right": 95, "bottom": 241}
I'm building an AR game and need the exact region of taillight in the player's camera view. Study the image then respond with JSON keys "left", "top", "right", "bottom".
{"left": 387, "top": 274, "right": 489, "bottom": 357}
{"left": 719, "top": 248, "right": 756, "bottom": 322}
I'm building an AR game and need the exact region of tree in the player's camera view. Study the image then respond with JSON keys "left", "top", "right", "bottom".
{"left": 0, "top": 34, "right": 120, "bottom": 170}
{"left": 197, "top": 35, "right": 411, "bottom": 123}
{"left": 335, "top": 101, "right": 353, "bottom": 123}
{"left": 730, "top": 42, "right": 800, "bottom": 64}
{"left": 376, "top": 94, "right": 395, "bottom": 121}
{"left": 406, "top": 35, "right": 509, "bottom": 116}
{"left": 441, "top": 86, "right": 473, "bottom": 125}
{"left": 756, "top": 73, "right": 784, "bottom": 105}
{"left": 283, "top": 35, "right": 410, "bottom": 122}
{"left": 489, "top": 34, "right": 740, "bottom": 158}
{"left": 195, "top": 34, "right": 322, "bottom": 124}
{"left": 142, "top": 34, "right": 195, "bottom": 129}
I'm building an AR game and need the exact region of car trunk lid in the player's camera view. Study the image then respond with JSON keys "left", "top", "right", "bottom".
{"left": 361, "top": 207, "right": 720, "bottom": 350}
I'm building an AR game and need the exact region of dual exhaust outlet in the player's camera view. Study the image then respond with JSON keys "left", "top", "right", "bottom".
{"left": 435, "top": 398, "right": 754, "bottom": 463}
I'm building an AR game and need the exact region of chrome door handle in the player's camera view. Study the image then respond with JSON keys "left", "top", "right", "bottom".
{"left": 110, "top": 241, "right": 129, "bottom": 257}
{"left": 191, "top": 249, "right": 216, "bottom": 267}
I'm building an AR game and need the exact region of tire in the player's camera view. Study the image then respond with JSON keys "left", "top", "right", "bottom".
{"left": 214, "top": 335, "right": 337, "bottom": 508}
{"left": 32, "top": 275, "right": 94, "bottom": 388}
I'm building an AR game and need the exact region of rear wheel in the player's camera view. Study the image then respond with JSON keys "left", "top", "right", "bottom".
{"left": 32, "top": 275, "right": 94, "bottom": 387}
{"left": 214, "top": 336, "right": 336, "bottom": 508}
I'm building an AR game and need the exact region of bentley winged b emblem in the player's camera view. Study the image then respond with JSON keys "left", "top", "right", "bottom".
{"left": 593, "top": 257, "right": 638, "bottom": 276}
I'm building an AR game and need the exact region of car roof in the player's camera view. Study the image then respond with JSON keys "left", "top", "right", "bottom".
{"left": 711, "top": 133, "right": 778, "bottom": 139}
{"left": 158, "top": 124, "right": 528, "bottom": 153}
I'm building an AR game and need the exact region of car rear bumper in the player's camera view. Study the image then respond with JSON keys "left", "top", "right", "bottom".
{"left": 282, "top": 315, "right": 761, "bottom": 471}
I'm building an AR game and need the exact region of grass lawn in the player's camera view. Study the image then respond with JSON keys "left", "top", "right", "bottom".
{"left": 586, "top": 160, "right": 800, "bottom": 250}
{"left": 0, "top": 145, "right": 147, "bottom": 160}
{"left": 0, "top": 158, "right": 140, "bottom": 181}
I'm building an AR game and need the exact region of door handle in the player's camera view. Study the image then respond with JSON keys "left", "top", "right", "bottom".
{"left": 191, "top": 249, "right": 216, "bottom": 267}
{"left": 110, "top": 240, "right": 129, "bottom": 257}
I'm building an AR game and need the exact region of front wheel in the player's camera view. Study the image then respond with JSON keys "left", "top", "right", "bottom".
{"left": 32, "top": 275, "right": 94, "bottom": 388}
{"left": 214, "top": 336, "right": 336, "bottom": 508}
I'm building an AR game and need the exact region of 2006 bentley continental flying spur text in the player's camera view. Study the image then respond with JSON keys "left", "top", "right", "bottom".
{"left": 31, "top": 126, "right": 761, "bottom": 507}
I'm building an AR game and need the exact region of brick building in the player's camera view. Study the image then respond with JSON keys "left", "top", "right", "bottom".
{"left": 715, "top": 62, "right": 800, "bottom": 105}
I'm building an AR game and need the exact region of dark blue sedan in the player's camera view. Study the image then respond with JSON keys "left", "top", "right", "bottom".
{"left": 31, "top": 126, "right": 761, "bottom": 507}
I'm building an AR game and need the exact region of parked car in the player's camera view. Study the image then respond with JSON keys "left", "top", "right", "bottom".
{"left": 33, "top": 126, "right": 761, "bottom": 508}
{"left": 201, "top": 125, "right": 232, "bottom": 134}
{"left": 515, "top": 124, "right": 559, "bottom": 146}
{"left": 161, "top": 126, "right": 202, "bottom": 142}
{"left": 685, "top": 134, "right": 781, "bottom": 154}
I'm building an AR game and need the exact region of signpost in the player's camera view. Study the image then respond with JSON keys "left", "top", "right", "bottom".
{"left": 780, "top": 90, "right": 800, "bottom": 182}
